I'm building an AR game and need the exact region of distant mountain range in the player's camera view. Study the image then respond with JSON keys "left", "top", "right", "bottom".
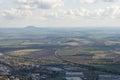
{"left": 25, "top": 26, "right": 39, "bottom": 29}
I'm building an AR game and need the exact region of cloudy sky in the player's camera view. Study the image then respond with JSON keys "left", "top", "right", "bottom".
{"left": 0, "top": 0, "right": 120, "bottom": 27}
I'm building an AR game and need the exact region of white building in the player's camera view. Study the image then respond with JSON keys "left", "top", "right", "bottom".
{"left": 65, "top": 72, "right": 84, "bottom": 80}
{"left": 99, "top": 75, "right": 120, "bottom": 80}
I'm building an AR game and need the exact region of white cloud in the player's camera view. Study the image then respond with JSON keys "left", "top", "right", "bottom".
{"left": 105, "top": 5, "right": 120, "bottom": 18}
{"left": 20, "top": 4, "right": 36, "bottom": 10}
{"left": 2, "top": 8, "right": 32, "bottom": 19}
{"left": 36, "top": 0, "right": 63, "bottom": 9}
{"left": 17, "top": 0, "right": 64, "bottom": 9}
{"left": 103, "top": 0, "right": 120, "bottom": 2}
{"left": 0, "top": 0, "right": 120, "bottom": 27}
{"left": 51, "top": 5, "right": 120, "bottom": 19}
{"left": 0, "top": 0, "right": 3, "bottom": 3}
{"left": 1, "top": 1, "right": 120, "bottom": 20}
{"left": 79, "top": 0, "right": 120, "bottom": 3}
{"left": 80, "top": 0, "right": 96, "bottom": 4}
{"left": 17, "top": 0, "right": 27, "bottom": 3}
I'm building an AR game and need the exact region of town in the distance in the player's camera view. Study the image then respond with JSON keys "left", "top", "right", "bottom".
{"left": 0, "top": 26, "right": 120, "bottom": 80}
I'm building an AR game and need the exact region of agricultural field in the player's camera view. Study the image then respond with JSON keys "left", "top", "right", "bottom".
{"left": 0, "top": 27, "right": 120, "bottom": 73}
{"left": 57, "top": 45, "right": 120, "bottom": 64}
{"left": 6, "top": 49, "right": 61, "bottom": 61}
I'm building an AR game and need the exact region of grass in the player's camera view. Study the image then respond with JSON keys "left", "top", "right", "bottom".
{"left": 7, "top": 49, "right": 41, "bottom": 56}
{"left": 21, "top": 41, "right": 45, "bottom": 45}
{"left": 105, "top": 41, "right": 120, "bottom": 45}
{"left": 114, "top": 51, "right": 120, "bottom": 54}
{"left": 58, "top": 48, "right": 105, "bottom": 56}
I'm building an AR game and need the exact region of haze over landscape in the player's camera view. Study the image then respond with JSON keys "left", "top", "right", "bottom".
{"left": 0, "top": 0, "right": 120, "bottom": 27}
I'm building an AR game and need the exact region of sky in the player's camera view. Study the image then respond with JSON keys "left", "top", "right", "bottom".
{"left": 0, "top": 0, "right": 120, "bottom": 27}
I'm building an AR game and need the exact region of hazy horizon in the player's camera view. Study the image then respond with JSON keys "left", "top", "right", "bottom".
{"left": 0, "top": 26, "right": 120, "bottom": 28}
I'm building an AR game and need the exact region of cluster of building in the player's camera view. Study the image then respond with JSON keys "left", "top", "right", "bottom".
{"left": 64, "top": 72, "right": 84, "bottom": 80}
{"left": 1, "top": 64, "right": 120, "bottom": 80}
{"left": 99, "top": 75, "right": 120, "bottom": 80}
{"left": 0, "top": 64, "right": 11, "bottom": 75}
